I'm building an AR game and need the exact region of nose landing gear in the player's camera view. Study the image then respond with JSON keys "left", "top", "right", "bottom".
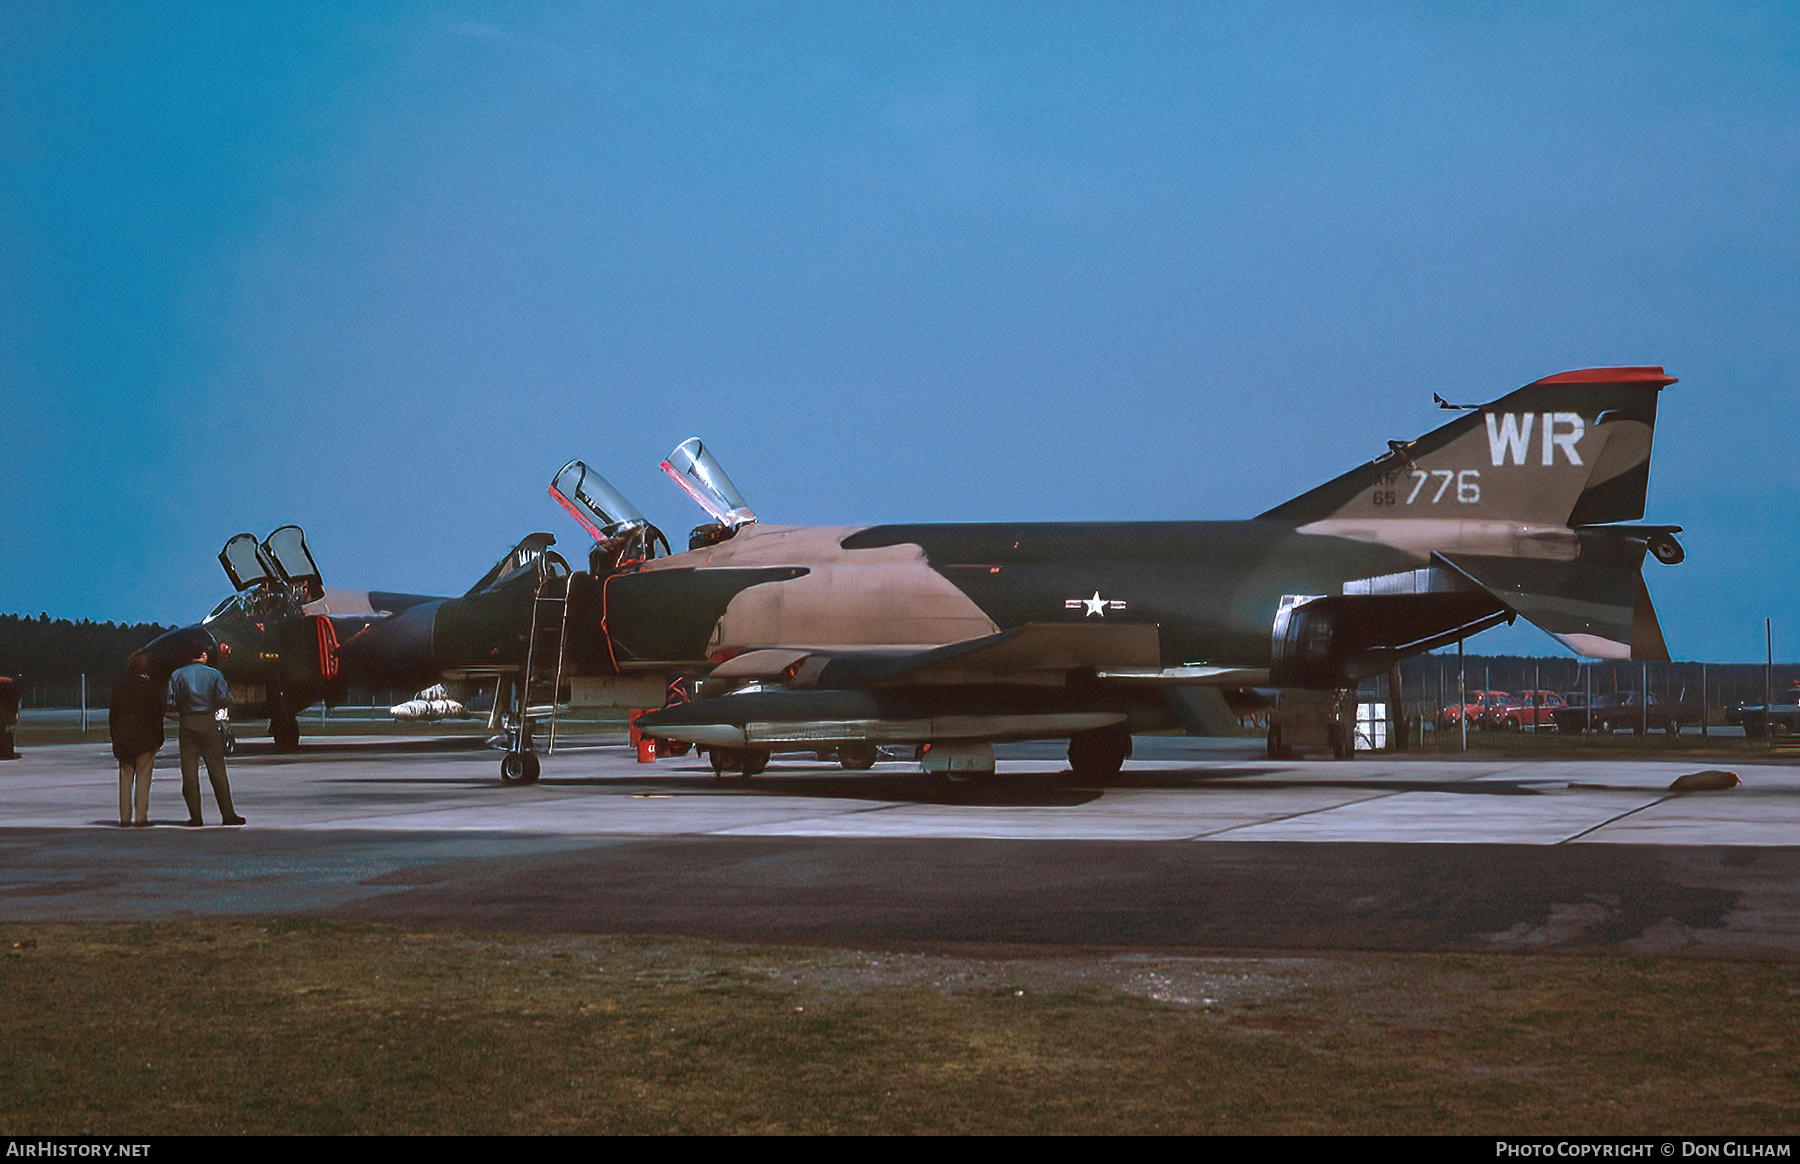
{"left": 499, "top": 715, "right": 542, "bottom": 785}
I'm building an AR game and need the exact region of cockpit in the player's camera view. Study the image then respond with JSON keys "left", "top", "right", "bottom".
{"left": 210, "top": 525, "right": 326, "bottom": 620}
{"left": 549, "top": 460, "right": 669, "bottom": 574}
{"left": 660, "top": 437, "right": 756, "bottom": 550}
{"left": 548, "top": 439, "right": 758, "bottom": 572}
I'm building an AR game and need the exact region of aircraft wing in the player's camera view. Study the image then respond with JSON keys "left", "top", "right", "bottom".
{"left": 706, "top": 622, "right": 1269, "bottom": 688}
{"left": 637, "top": 622, "right": 1267, "bottom": 748}
{"left": 814, "top": 622, "right": 1161, "bottom": 687}
{"left": 694, "top": 623, "right": 1161, "bottom": 689}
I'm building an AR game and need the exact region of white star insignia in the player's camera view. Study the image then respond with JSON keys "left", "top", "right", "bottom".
{"left": 1065, "top": 591, "right": 1128, "bottom": 617}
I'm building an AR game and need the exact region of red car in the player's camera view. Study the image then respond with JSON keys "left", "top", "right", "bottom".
{"left": 1479, "top": 690, "right": 1567, "bottom": 731}
{"left": 1439, "top": 691, "right": 1508, "bottom": 730}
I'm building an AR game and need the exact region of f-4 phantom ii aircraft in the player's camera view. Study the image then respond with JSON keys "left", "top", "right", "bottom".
{"left": 143, "top": 365, "right": 1684, "bottom": 781}
{"left": 574, "top": 366, "right": 1684, "bottom": 779}
{"left": 143, "top": 520, "right": 612, "bottom": 754}
{"left": 141, "top": 526, "right": 447, "bottom": 747}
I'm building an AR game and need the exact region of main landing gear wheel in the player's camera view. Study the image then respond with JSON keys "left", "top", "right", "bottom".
{"left": 837, "top": 742, "right": 878, "bottom": 770}
{"left": 1329, "top": 719, "right": 1354, "bottom": 760}
{"left": 500, "top": 751, "right": 541, "bottom": 785}
{"left": 1068, "top": 728, "right": 1131, "bottom": 782}
{"left": 270, "top": 701, "right": 300, "bottom": 751}
{"left": 710, "top": 746, "right": 770, "bottom": 778}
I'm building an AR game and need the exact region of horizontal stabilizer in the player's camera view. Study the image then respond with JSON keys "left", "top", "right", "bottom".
{"left": 1436, "top": 536, "right": 1669, "bottom": 660}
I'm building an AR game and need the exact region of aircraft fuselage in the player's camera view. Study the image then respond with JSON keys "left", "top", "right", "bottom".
{"left": 603, "top": 519, "right": 1420, "bottom": 671}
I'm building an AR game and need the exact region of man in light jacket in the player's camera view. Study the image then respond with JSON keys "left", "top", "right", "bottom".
{"left": 167, "top": 647, "right": 244, "bottom": 826}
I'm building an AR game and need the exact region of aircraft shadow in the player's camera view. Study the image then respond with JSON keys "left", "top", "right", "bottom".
{"left": 233, "top": 737, "right": 491, "bottom": 758}
{"left": 546, "top": 765, "right": 1107, "bottom": 808}
{"left": 315, "top": 769, "right": 1106, "bottom": 808}
{"left": 540, "top": 762, "right": 1544, "bottom": 801}
{"left": 311, "top": 760, "right": 1546, "bottom": 804}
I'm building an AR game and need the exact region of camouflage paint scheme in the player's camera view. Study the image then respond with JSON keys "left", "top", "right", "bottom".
{"left": 147, "top": 367, "right": 1682, "bottom": 778}
{"left": 627, "top": 368, "right": 1680, "bottom": 771}
{"left": 141, "top": 526, "right": 446, "bottom": 748}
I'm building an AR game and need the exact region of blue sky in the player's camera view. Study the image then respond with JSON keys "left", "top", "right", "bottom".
{"left": 3, "top": 1, "right": 1795, "bottom": 661}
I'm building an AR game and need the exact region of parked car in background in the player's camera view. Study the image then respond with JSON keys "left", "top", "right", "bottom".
{"left": 1735, "top": 685, "right": 1800, "bottom": 740}
{"left": 1439, "top": 691, "right": 1509, "bottom": 730}
{"left": 1478, "top": 690, "right": 1567, "bottom": 731}
{"left": 1558, "top": 691, "right": 1620, "bottom": 734}
{"left": 1552, "top": 691, "right": 1700, "bottom": 736}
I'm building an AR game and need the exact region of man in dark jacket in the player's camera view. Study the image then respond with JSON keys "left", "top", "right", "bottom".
{"left": 0, "top": 676, "right": 18, "bottom": 760}
{"left": 109, "top": 651, "right": 164, "bottom": 826}
{"left": 167, "top": 648, "right": 244, "bottom": 826}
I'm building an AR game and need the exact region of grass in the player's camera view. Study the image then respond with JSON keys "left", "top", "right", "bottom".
{"left": 3, "top": 921, "right": 1797, "bottom": 1135}
{"left": 1405, "top": 726, "right": 1790, "bottom": 760}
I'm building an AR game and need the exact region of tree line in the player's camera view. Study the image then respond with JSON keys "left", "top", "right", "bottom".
{"left": 0, "top": 613, "right": 175, "bottom": 686}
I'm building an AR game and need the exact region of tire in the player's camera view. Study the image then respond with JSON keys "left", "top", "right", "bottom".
{"left": 838, "top": 742, "right": 878, "bottom": 770}
{"left": 1069, "top": 728, "right": 1131, "bottom": 780}
{"left": 268, "top": 683, "right": 301, "bottom": 751}
{"left": 711, "top": 746, "right": 769, "bottom": 778}
{"left": 499, "top": 751, "right": 540, "bottom": 785}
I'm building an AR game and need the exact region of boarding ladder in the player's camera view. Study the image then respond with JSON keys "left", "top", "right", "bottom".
{"left": 518, "top": 565, "right": 571, "bottom": 755}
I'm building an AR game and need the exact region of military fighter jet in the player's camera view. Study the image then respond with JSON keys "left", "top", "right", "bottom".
{"left": 600, "top": 367, "right": 1685, "bottom": 778}
{"left": 141, "top": 365, "right": 1685, "bottom": 783}
{"left": 140, "top": 526, "right": 446, "bottom": 748}
{"left": 142, "top": 516, "right": 602, "bottom": 763}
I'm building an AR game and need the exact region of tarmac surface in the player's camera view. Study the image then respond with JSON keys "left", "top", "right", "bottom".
{"left": 5, "top": 732, "right": 1800, "bottom": 960}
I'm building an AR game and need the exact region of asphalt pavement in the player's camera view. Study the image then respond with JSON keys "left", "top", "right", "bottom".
{"left": 4, "top": 732, "right": 1797, "bottom": 960}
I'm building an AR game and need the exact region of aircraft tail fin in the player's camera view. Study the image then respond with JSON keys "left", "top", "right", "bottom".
{"left": 1258, "top": 366, "right": 1676, "bottom": 529}
{"left": 1259, "top": 367, "right": 1682, "bottom": 661}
